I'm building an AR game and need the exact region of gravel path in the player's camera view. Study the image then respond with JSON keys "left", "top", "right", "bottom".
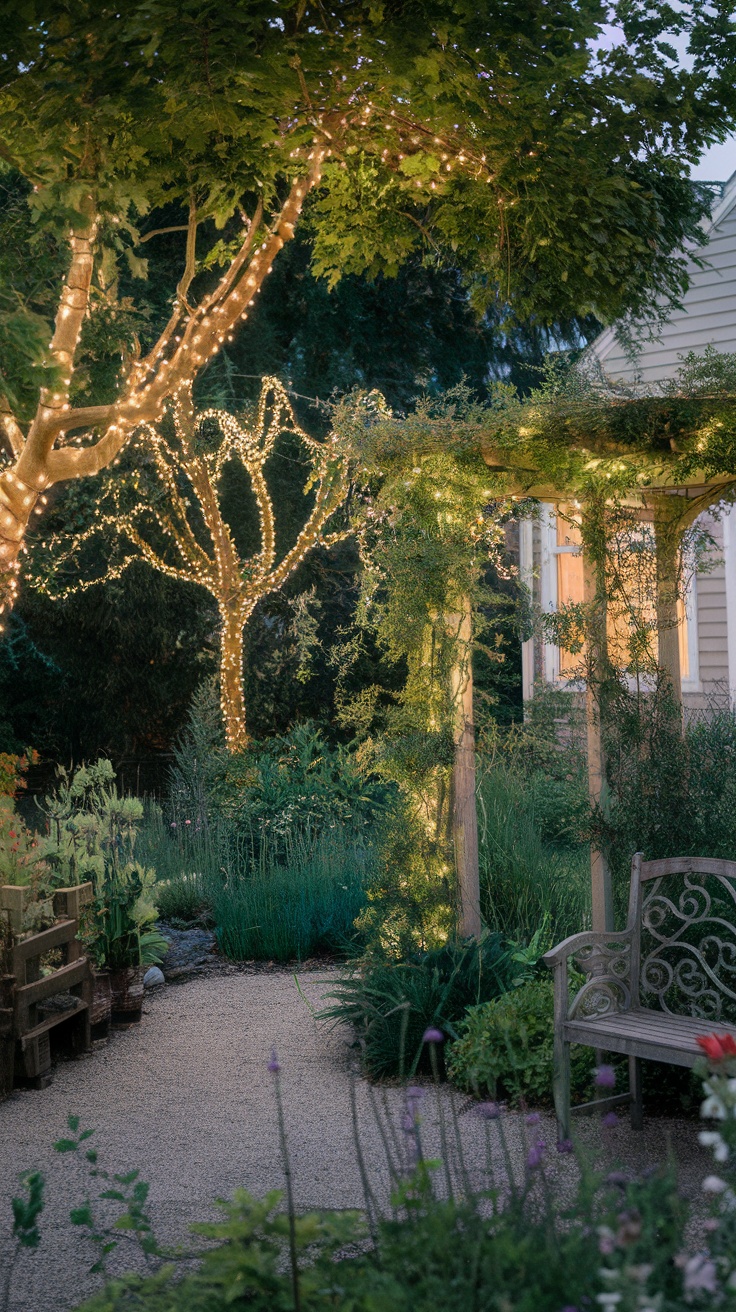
{"left": 0, "top": 970, "right": 716, "bottom": 1311}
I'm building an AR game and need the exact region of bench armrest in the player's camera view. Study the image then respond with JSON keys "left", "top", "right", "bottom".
{"left": 544, "top": 927, "right": 635, "bottom": 1027}
{"left": 543, "top": 927, "right": 632, "bottom": 970}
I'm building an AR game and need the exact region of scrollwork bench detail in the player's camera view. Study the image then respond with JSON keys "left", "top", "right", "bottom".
{"left": 543, "top": 853, "right": 736, "bottom": 1139}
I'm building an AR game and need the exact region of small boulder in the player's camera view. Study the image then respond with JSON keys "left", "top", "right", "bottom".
{"left": 143, "top": 966, "right": 166, "bottom": 989}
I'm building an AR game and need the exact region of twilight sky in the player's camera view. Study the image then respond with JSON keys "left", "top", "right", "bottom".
{"left": 693, "top": 137, "right": 736, "bottom": 182}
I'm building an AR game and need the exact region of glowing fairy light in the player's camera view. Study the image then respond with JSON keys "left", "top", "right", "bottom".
{"left": 32, "top": 379, "right": 348, "bottom": 753}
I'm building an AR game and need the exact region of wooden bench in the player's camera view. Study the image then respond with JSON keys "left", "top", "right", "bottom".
{"left": 544, "top": 854, "right": 736, "bottom": 1140}
{"left": 0, "top": 883, "right": 93, "bottom": 1092}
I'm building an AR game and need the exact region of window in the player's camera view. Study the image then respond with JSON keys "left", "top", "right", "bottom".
{"left": 533, "top": 504, "right": 698, "bottom": 689}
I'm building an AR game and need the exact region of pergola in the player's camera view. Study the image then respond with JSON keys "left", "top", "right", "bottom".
{"left": 480, "top": 392, "right": 736, "bottom": 932}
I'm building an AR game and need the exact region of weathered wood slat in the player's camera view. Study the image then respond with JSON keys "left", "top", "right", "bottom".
{"left": 10, "top": 919, "right": 77, "bottom": 974}
{"left": 18, "top": 1002, "right": 87, "bottom": 1050}
{"left": 52, "top": 884, "right": 93, "bottom": 921}
{"left": 14, "top": 959, "right": 89, "bottom": 1015}
{"left": 640, "top": 856, "right": 736, "bottom": 882}
{"left": 564, "top": 1010, "right": 736, "bottom": 1067}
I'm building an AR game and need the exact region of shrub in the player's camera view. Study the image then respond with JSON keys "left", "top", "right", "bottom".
{"left": 477, "top": 758, "right": 590, "bottom": 944}
{"left": 447, "top": 977, "right": 595, "bottom": 1106}
{"left": 214, "top": 721, "right": 392, "bottom": 859}
{"left": 213, "top": 831, "right": 373, "bottom": 962}
{"left": 321, "top": 934, "right": 530, "bottom": 1079}
{"left": 602, "top": 693, "right": 736, "bottom": 921}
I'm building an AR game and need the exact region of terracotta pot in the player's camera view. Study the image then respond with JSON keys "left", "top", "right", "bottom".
{"left": 90, "top": 968, "right": 112, "bottom": 1027}
{"left": 109, "top": 966, "right": 144, "bottom": 1023}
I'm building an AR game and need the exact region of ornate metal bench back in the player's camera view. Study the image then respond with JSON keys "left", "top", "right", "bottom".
{"left": 636, "top": 856, "right": 736, "bottom": 1021}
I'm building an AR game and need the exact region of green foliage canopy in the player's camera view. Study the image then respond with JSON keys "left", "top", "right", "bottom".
{"left": 1, "top": 0, "right": 736, "bottom": 421}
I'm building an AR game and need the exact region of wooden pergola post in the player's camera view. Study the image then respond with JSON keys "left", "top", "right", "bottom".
{"left": 648, "top": 493, "right": 684, "bottom": 713}
{"left": 450, "top": 604, "right": 482, "bottom": 939}
{"left": 582, "top": 500, "right": 615, "bottom": 933}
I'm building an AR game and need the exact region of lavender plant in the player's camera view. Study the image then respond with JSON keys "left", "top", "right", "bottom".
{"left": 11, "top": 1038, "right": 736, "bottom": 1311}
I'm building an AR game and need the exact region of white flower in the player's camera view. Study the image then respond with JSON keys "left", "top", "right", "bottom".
{"left": 701, "top": 1094, "right": 727, "bottom": 1120}
{"left": 702, "top": 1174, "right": 728, "bottom": 1193}
{"left": 699, "top": 1130, "right": 730, "bottom": 1162}
{"left": 625, "top": 1265, "right": 653, "bottom": 1284}
{"left": 596, "top": 1296, "right": 622, "bottom": 1308}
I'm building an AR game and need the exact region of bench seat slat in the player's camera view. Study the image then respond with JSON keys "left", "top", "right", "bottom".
{"left": 564, "top": 1009, "right": 736, "bottom": 1067}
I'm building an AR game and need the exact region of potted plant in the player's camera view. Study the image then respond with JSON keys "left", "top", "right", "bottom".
{"left": 86, "top": 860, "right": 168, "bottom": 1021}
{"left": 38, "top": 760, "right": 167, "bottom": 1023}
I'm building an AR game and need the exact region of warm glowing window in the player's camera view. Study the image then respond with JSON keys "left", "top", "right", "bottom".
{"left": 552, "top": 509, "right": 691, "bottom": 681}
{"left": 555, "top": 515, "right": 585, "bottom": 675}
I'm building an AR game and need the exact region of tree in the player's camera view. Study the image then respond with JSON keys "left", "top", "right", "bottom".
{"left": 0, "top": 0, "right": 734, "bottom": 611}
{"left": 32, "top": 379, "right": 348, "bottom": 751}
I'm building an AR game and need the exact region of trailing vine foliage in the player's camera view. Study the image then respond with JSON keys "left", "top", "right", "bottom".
{"left": 481, "top": 348, "right": 736, "bottom": 503}
{"left": 333, "top": 387, "right": 512, "bottom": 953}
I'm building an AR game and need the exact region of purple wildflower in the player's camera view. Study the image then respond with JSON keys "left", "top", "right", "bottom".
{"left": 527, "top": 1140, "right": 546, "bottom": 1170}
{"left": 476, "top": 1101, "right": 500, "bottom": 1120}
{"left": 556, "top": 1139, "right": 574, "bottom": 1154}
{"left": 602, "top": 1111, "right": 619, "bottom": 1128}
{"left": 267, "top": 1048, "right": 281, "bottom": 1073}
{"left": 594, "top": 1065, "right": 616, "bottom": 1089}
{"left": 422, "top": 1027, "right": 444, "bottom": 1044}
{"left": 170, "top": 821, "right": 177, "bottom": 828}
{"left": 525, "top": 1112, "right": 541, "bottom": 1125}
{"left": 683, "top": 1254, "right": 718, "bottom": 1295}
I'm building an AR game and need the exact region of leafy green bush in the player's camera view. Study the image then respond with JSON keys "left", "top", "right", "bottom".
{"left": 603, "top": 693, "right": 736, "bottom": 920}
{"left": 447, "top": 976, "right": 594, "bottom": 1106}
{"left": 477, "top": 758, "right": 590, "bottom": 944}
{"left": 476, "top": 692, "right": 591, "bottom": 945}
{"left": 321, "top": 934, "right": 531, "bottom": 1079}
{"left": 213, "top": 831, "right": 373, "bottom": 962}
{"left": 214, "top": 721, "right": 392, "bottom": 859}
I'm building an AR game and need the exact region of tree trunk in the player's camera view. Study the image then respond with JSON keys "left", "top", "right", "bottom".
{"left": 450, "top": 605, "right": 482, "bottom": 940}
{"left": 220, "top": 612, "right": 247, "bottom": 752}
{"left": 650, "top": 496, "right": 683, "bottom": 712}
{"left": 582, "top": 502, "right": 614, "bottom": 933}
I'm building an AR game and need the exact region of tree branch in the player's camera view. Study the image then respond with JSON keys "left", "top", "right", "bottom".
{"left": 0, "top": 411, "right": 24, "bottom": 459}
{"left": 176, "top": 197, "right": 198, "bottom": 311}
{"left": 43, "top": 155, "right": 327, "bottom": 487}
{"left": 139, "top": 224, "right": 191, "bottom": 243}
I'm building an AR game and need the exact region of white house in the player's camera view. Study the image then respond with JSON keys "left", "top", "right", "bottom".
{"left": 519, "top": 169, "right": 736, "bottom": 711}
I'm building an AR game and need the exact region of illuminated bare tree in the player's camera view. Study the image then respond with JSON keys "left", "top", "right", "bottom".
{"left": 34, "top": 379, "right": 348, "bottom": 751}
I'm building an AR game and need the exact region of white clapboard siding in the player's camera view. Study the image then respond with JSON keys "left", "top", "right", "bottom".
{"left": 591, "top": 172, "right": 736, "bottom": 386}
{"left": 694, "top": 516, "right": 730, "bottom": 700}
